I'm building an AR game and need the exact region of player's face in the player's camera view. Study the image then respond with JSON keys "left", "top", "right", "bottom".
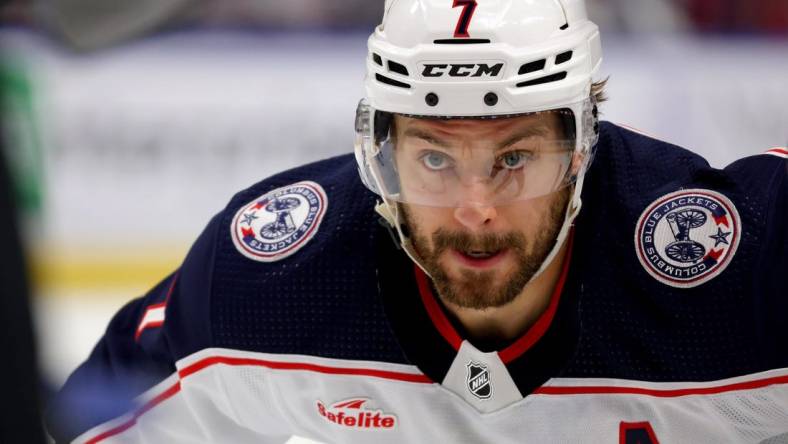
{"left": 394, "top": 113, "right": 571, "bottom": 310}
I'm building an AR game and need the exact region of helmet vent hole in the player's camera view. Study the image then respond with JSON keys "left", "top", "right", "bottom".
{"left": 518, "top": 59, "right": 546, "bottom": 75}
{"left": 425, "top": 93, "right": 439, "bottom": 107}
{"left": 516, "top": 71, "right": 568, "bottom": 88}
{"left": 387, "top": 60, "right": 409, "bottom": 76}
{"left": 555, "top": 51, "right": 573, "bottom": 65}
{"left": 376, "top": 74, "right": 411, "bottom": 89}
{"left": 372, "top": 53, "right": 383, "bottom": 66}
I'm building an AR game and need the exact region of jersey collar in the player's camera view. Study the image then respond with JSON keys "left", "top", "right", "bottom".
{"left": 377, "top": 224, "right": 580, "bottom": 395}
{"left": 413, "top": 230, "right": 574, "bottom": 364}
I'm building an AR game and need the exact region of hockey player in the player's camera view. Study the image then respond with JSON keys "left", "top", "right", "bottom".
{"left": 47, "top": 0, "right": 788, "bottom": 442}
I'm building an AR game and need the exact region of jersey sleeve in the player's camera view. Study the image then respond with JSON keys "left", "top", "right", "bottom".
{"left": 724, "top": 150, "right": 788, "bottom": 362}
{"left": 45, "top": 273, "right": 181, "bottom": 442}
{"left": 45, "top": 212, "right": 293, "bottom": 443}
{"left": 723, "top": 150, "right": 787, "bottom": 274}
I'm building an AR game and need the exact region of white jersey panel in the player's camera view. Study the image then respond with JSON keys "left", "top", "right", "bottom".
{"left": 76, "top": 348, "right": 788, "bottom": 443}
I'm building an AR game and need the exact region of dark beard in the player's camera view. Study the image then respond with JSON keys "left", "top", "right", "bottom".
{"left": 402, "top": 189, "right": 570, "bottom": 310}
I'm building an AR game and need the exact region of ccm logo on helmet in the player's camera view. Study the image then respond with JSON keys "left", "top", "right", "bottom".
{"left": 420, "top": 62, "right": 505, "bottom": 79}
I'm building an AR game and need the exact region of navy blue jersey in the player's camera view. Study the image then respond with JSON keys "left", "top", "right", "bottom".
{"left": 47, "top": 123, "right": 788, "bottom": 443}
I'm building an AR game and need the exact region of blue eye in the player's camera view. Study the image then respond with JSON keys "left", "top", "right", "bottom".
{"left": 498, "top": 151, "right": 531, "bottom": 169}
{"left": 422, "top": 152, "right": 451, "bottom": 170}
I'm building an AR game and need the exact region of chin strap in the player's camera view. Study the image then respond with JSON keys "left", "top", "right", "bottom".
{"left": 531, "top": 184, "right": 581, "bottom": 281}
{"left": 532, "top": 97, "right": 596, "bottom": 278}
{"left": 375, "top": 200, "right": 435, "bottom": 279}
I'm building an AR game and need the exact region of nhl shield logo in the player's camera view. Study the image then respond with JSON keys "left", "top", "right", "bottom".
{"left": 466, "top": 361, "right": 492, "bottom": 400}
{"left": 635, "top": 189, "right": 741, "bottom": 288}
{"left": 231, "top": 181, "right": 327, "bottom": 262}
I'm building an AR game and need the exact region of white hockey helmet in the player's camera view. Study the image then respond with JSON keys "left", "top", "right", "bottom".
{"left": 355, "top": 0, "right": 603, "bottom": 278}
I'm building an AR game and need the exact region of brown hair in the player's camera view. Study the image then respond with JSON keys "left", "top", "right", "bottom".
{"left": 591, "top": 77, "right": 609, "bottom": 104}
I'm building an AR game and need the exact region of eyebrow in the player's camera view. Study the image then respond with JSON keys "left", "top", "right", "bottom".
{"left": 402, "top": 125, "right": 551, "bottom": 150}
{"left": 402, "top": 128, "right": 452, "bottom": 148}
{"left": 497, "top": 126, "right": 551, "bottom": 150}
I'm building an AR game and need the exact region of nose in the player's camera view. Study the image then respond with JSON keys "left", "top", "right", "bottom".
{"left": 453, "top": 179, "right": 498, "bottom": 231}
{"left": 454, "top": 204, "right": 498, "bottom": 231}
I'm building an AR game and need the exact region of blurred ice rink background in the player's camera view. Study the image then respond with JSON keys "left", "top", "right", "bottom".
{"left": 0, "top": 0, "right": 786, "bottom": 440}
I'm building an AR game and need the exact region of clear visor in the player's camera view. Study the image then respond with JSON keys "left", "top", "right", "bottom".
{"left": 356, "top": 102, "right": 588, "bottom": 208}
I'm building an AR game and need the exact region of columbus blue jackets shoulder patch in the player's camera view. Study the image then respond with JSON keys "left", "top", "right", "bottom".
{"left": 634, "top": 189, "right": 741, "bottom": 288}
{"left": 231, "top": 181, "right": 328, "bottom": 262}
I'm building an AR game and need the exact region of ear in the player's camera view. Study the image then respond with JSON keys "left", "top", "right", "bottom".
{"left": 569, "top": 151, "right": 585, "bottom": 178}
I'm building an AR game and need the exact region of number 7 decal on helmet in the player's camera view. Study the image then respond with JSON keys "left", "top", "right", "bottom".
{"left": 453, "top": 0, "right": 478, "bottom": 37}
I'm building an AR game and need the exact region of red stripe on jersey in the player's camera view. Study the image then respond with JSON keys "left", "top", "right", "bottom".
{"left": 765, "top": 147, "right": 788, "bottom": 157}
{"left": 133, "top": 303, "right": 166, "bottom": 342}
{"left": 134, "top": 274, "right": 178, "bottom": 341}
{"left": 498, "top": 230, "right": 573, "bottom": 364}
{"left": 85, "top": 381, "right": 182, "bottom": 444}
{"left": 534, "top": 374, "right": 788, "bottom": 397}
{"left": 415, "top": 266, "right": 464, "bottom": 351}
{"left": 178, "top": 356, "right": 432, "bottom": 384}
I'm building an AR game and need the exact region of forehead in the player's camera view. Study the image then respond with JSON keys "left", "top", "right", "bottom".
{"left": 393, "top": 111, "right": 564, "bottom": 140}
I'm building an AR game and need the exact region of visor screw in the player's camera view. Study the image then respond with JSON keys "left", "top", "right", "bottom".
{"left": 425, "top": 93, "right": 439, "bottom": 107}
{"left": 484, "top": 92, "right": 498, "bottom": 106}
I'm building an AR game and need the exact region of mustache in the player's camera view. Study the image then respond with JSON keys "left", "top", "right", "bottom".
{"left": 431, "top": 228, "right": 527, "bottom": 254}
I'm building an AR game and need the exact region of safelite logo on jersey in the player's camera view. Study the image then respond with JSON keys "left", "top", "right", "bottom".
{"left": 316, "top": 398, "right": 397, "bottom": 429}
